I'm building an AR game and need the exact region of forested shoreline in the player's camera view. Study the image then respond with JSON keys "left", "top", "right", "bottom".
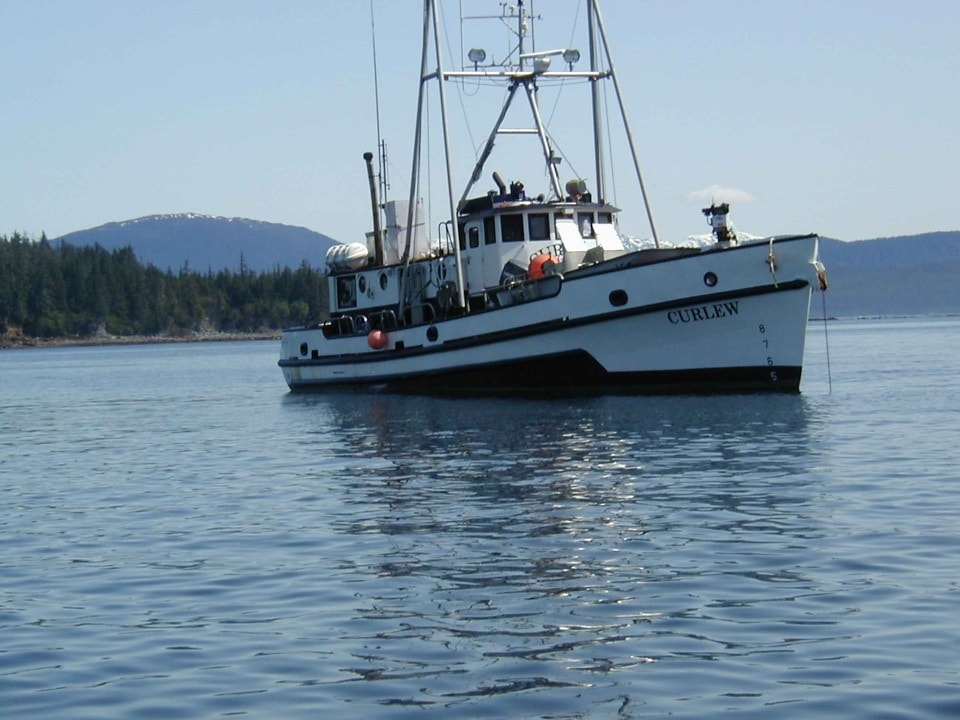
{"left": 0, "top": 233, "right": 329, "bottom": 346}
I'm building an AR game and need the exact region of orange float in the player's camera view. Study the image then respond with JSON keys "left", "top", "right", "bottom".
{"left": 528, "top": 254, "right": 560, "bottom": 279}
{"left": 367, "top": 330, "right": 389, "bottom": 350}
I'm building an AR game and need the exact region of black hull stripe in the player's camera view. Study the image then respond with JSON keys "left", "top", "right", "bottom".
{"left": 279, "top": 279, "right": 808, "bottom": 369}
{"left": 289, "top": 348, "right": 802, "bottom": 395}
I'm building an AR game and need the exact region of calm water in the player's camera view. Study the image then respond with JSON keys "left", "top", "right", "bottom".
{"left": 1, "top": 317, "right": 959, "bottom": 719}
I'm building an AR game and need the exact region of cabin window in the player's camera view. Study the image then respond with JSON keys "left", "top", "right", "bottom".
{"left": 598, "top": 211, "right": 613, "bottom": 225}
{"left": 468, "top": 226, "right": 480, "bottom": 249}
{"left": 484, "top": 215, "right": 496, "bottom": 244}
{"left": 528, "top": 213, "right": 550, "bottom": 241}
{"left": 501, "top": 214, "right": 524, "bottom": 242}
{"left": 577, "top": 212, "right": 594, "bottom": 238}
{"left": 336, "top": 275, "right": 357, "bottom": 309}
{"left": 458, "top": 222, "right": 467, "bottom": 251}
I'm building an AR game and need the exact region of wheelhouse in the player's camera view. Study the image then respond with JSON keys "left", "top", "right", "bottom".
{"left": 322, "top": 181, "right": 628, "bottom": 333}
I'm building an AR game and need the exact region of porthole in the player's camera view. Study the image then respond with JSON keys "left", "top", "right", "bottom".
{"left": 426, "top": 326, "right": 439, "bottom": 342}
{"left": 379, "top": 272, "right": 389, "bottom": 290}
{"left": 609, "top": 289, "right": 628, "bottom": 307}
{"left": 703, "top": 271, "right": 718, "bottom": 287}
{"left": 299, "top": 342, "right": 308, "bottom": 356}
{"left": 358, "top": 276, "right": 367, "bottom": 293}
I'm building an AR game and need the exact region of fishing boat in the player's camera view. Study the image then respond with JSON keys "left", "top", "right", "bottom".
{"left": 279, "top": 0, "right": 827, "bottom": 394}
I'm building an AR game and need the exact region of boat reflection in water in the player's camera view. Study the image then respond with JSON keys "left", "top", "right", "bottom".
{"left": 282, "top": 389, "right": 826, "bottom": 711}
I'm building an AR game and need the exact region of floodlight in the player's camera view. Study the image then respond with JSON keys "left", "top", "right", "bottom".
{"left": 468, "top": 48, "right": 486, "bottom": 69}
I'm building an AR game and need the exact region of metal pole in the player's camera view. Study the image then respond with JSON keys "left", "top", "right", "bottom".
{"left": 430, "top": 0, "right": 468, "bottom": 310}
{"left": 523, "top": 81, "right": 564, "bottom": 199}
{"left": 588, "top": 2, "right": 604, "bottom": 201}
{"left": 590, "top": 0, "right": 660, "bottom": 246}
{"left": 363, "top": 151, "right": 384, "bottom": 266}
{"left": 458, "top": 83, "right": 520, "bottom": 207}
{"left": 402, "top": 2, "right": 433, "bottom": 266}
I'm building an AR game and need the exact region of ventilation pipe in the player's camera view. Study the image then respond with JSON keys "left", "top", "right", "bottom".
{"left": 364, "top": 151, "right": 385, "bottom": 266}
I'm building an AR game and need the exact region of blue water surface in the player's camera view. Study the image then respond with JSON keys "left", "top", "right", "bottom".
{"left": 1, "top": 317, "right": 959, "bottom": 718}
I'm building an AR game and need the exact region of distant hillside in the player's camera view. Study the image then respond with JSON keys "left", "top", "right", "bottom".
{"left": 56, "top": 214, "right": 338, "bottom": 273}
{"left": 818, "top": 232, "right": 960, "bottom": 317}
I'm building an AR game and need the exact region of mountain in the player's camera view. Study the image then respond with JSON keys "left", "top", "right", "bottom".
{"left": 55, "top": 214, "right": 338, "bottom": 273}
{"left": 817, "top": 232, "right": 960, "bottom": 317}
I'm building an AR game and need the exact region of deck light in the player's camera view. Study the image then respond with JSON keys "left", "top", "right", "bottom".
{"left": 468, "top": 47, "right": 486, "bottom": 69}
{"left": 563, "top": 48, "right": 580, "bottom": 69}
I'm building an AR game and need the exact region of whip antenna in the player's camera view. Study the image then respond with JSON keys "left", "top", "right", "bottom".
{"left": 369, "top": 0, "right": 388, "bottom": 202}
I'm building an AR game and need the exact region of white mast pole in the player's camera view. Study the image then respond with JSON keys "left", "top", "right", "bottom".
{"left": 401, "top": 3, "right": 433, "bottom": 266}
{"left": 430, "top": 0, "right": 468, "bottom": 310}
{"left": 523, "top": 81, "right": 564, "bottom": 199}
{"left": 590, "top": 0, "right": 660, "bottom": 246}
{"left": 588, "top": 1, "right": 604, "bottom": 202}
{"left": 458, "top": 83, "right": 520, "bottom": 207}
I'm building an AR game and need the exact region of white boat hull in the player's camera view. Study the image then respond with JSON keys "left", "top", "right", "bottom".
{"left": 279, "top": 235, "right": 820, "bottom": 394}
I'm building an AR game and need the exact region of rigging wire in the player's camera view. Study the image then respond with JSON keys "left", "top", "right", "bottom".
{"left": 602, "top": 76, "right": 618, "bottom": 210}
{"left": 433, "top": 0, "right": 468, "bottom": 240}
{"left": 440, "top": 0, "right": 479, "bottom": 158}
{"left": 543, "top": 0, "right": 583, "bottom": 128}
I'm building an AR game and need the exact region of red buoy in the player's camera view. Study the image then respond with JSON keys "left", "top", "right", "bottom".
{"left": 528, "top": 254, "right": 560, "bottom": 279}
{"left": 367, "top": 330, "right": 389, "bottom": 350}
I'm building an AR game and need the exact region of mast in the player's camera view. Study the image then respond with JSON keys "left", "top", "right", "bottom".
{"left": 458, "top": 83, "right": 522, "bottom": 207}
{"left": 401, "top": 3, "right": 432, "bottom": 267}
{"left": 517, "top": 0, "right": 526, "bottom": 69}
{"left": 518, "top": 0, "right": 563, "bottom": 199}
{"left": 455, "top": 1, "right": 569, "bottom": 204}
{"left": 401, "top": 0, "right": 661, "bottom": 303}
{"left": 401, "top": 1, "right": 467, "bottom": 317}
{"left": 588, "top": 1, "right": 604, "bottom": 202}
{"left": 369, "top": 0, "right": 388, "bottom": 215}
{"left": 589, "top": 0, "right": 660, "bottom": 246}
{"left": 523, "top": 81, "right": 564, "bottom": 200}
{"left": 430, "top": 0, "right": 467, "bottom": 310}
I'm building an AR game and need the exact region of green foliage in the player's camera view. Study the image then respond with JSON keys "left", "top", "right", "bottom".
{"left": 0, "top": 233, "right": 329, "bottom": 338}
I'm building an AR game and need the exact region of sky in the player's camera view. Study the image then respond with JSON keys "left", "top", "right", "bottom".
{"left": 3, "top": 0, "right": 958, "bottom": 245}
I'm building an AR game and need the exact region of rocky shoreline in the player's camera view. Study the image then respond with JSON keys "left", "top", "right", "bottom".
{"left": 0, "top": 330, "right": 280, "bottom": 350}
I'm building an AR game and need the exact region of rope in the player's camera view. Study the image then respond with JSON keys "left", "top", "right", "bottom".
{"left": 814, "top": 260, "right": 833, "bottom": 394}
